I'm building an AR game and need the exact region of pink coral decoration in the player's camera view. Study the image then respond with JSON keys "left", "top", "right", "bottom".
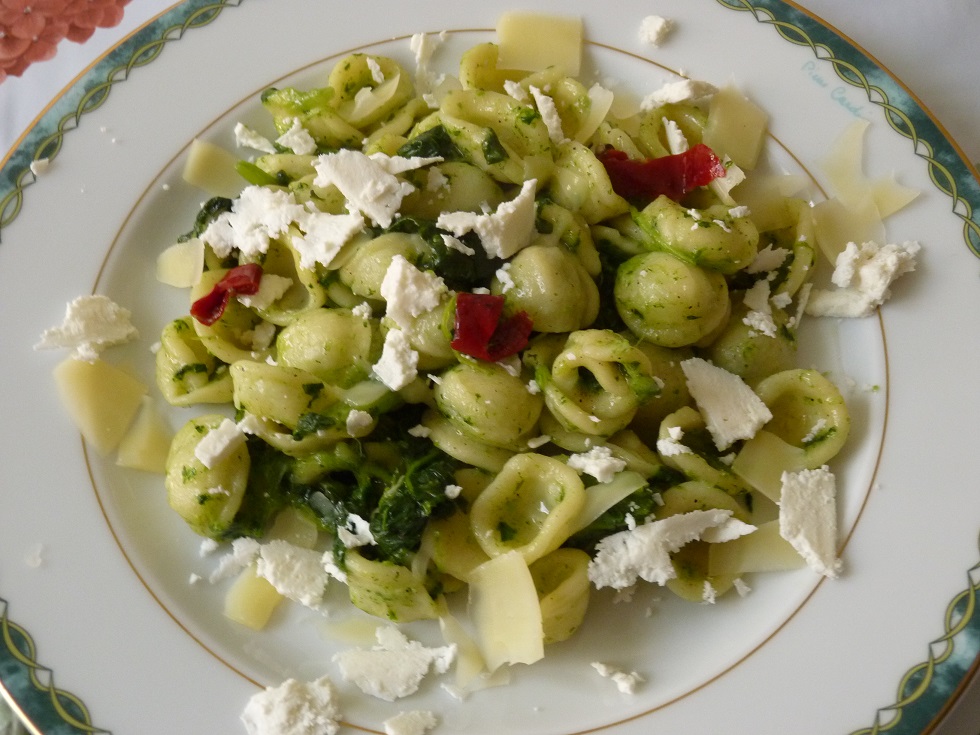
{"left": 0, "top": 0, "right": 131, "bottom": 82}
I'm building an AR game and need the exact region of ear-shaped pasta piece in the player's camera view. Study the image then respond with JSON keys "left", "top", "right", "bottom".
{"left": 434, "top": 361, "right": 544, "bottom": 449}
{"left": 703, "top": 299, "right": 796, "bottom": 386}
{"left": 615, "top": 251, "right": 730, "bottom": 348}
{"left": 424, "top": 470, "right": 493, "bottom": 583}
{"left": 421, "top": 409, "right": 515, "bottom": 473}
{"left": 633, "top": 196, "right": 759, "bottom": 274}
{"left": 344, "top": 549, "right": 440, "bottom": 623}
{"left": 165, "top": 415, "right": 250, "bottom": 538}
{"left": 657, "top": 481, "right": 746, "bottom": 602}
{"left": 657, "top": 407, "right": 755, "bottom": 502}
{"left": 549, "top": 140, "right": 630, "bottom": 223}
{"left": 538, "top": 329, "right": 660, "bottom": 436}
{"left": 277, "top": 308, "right": 379, "bottom": 387}
{"left": 338, "top": 232, "right": 426, "bottom": 300}
{"left": 261, "top": 86, "right": 362, "bottom": 149}
{"left": 327, "top": 54, "right": 414, "bottom": 129}
{"left": 628, "top": 341, "right": 693, "bottom": 437}
{"left": 399, "top": 162, "right": 505, "bottom": 220}
{"left": 533, "top": 201, "right": 601, "bottom": 276}
{"left": 190, "top": 270, "right": 270, "bottom": 365}
{"left": 230, "top": 360, "right": 341, "bottom": 432}
{"left": 496, "top": 245, "right": 599, "bottom": 333}
{"left": 469, "top": 453, "right": 585, "bottom": 564}
{"left": 458, "top": 42, "right": 522, "bottom": 93}
{"left": 156, "top": 317, "right": 233, "bottom": 406}
{"left": 753, "top": 369, "right": 850, "bottom": 468}
{"left": 248, "top": 236, "right": 328, "bottom": 326}
{"left": 529, "top": 548, "right": 591, "bottom": 644}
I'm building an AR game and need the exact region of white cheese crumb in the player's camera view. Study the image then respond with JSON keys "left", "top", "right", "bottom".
{"left": 276, "top": 118, "right": 318, "bottom": 155}
{"left": 806, "top": 240, "right": 920, "bottom": 318}
{"left": 590, "top": 662, "right": 644, "bottom": 694}
{"left": 366, "top": 57, "right": 385, "bottom": 84}
{"left": 373, "top": 329, "right": 419, "bottom": 390}
{"left": 680, "top": 357, "right": 773, "bottom": 450}
{"left": 741, "top": 279, "right": 777, "bottom": 338}
{"left": 702, "top": 580, "right": 717, "bottom": 604}
{"left": 503, "top": 79, "right": 529, "bottom": 102}
{"left": 443, "top": 484, "right": 462, "bottom": 500}
{"left": 527, "top": 435, "right": 551, "bottom": 450}
{"left": 409, "top": 32, "right": 444, "bottom": 97}
{"left": 199, "top": 538, "right": 219, "bottom": 557}
{"left": 745, "top": 244, "right": 790, "bottom": 274}
{"left": 333, "top": 627, "right": 456, "bottom": 702}
{"left": 352, "top": 302, "right": 373, "bottom": 320}
{"left": 663, "top": 117, "right": 689, "bottom": 155}
{"left": 201, "top": 186, "right": 308, "bottom": 258}
{"left": 241, "top": 676, "right": 341, "bottom": 735}
{"left": 733, "top": 577, "right": 752, "bottom": 597}
{"left": 210, "top": 537, "right": 262, "bottom": 582}
{"left": 436, "top": 178, "right": 537, "bottom": 259}
{"left": 526, "top": 379, "right": 541, "bottom": 395}
{"left": 313, "top": 150, "right": 415, "bottom": 228}
{"left": 495, "top": 263, "right": 516, "bottom": 293}
{"left": 441, "top": 234, "right": 475, "bottom": 255}
{"left": 588, "top": 509, "right": 743, "bottom": 589}
{"left": 234, "top": 122, "right": 276, "bottom": 154}
{"left": 529, "top": 85, "right": 568, "bottom": 145}
{"left": 35, "top": 294, "right": 139, "bottom": 362}
{"left": 193, "top": 418, "right": 246, "bottom": 469}
{"left": 337, "top": 513, "right": 376, "bottom": 549}
{"left": 638, "top": 15, "right": 673, "bottom": 46}
{"left": 244, "top": 321, "right": 277, "bottom": 351}
{"left": 256, "top": 540, "right": 332, "bottom": 608}
{"left": 642, "top": 79, "right": 718, "bottom": 110}
{"left": 779, "top": 466, "right": 842, "bottom": 577}
{"left": 384, "top": 710, "right": 438, "bottom": 735}
{"left": 291, "top": 206, "right": 366, "bottom": 270}
{"left": 346, "top": 409, "right": 373, "bottom": 437}
{"left": 24, "top": 543, "right": 45, "bottom": 569}
{"left": 567, "top": 446, "right": 627, "bottom": 483}
{"left": 408, "top": 424, "right": 431, "bottom": 438}
{"left": 380, "top": 255, "right": 447, "bottom": 330}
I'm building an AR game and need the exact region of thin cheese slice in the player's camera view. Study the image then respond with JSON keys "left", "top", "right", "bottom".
{"left": 182, "top": 138, "right": 242, "bottom": 198}
{"left": 115, "top": 396, "right": 172, "bottom": 473}
{"left": 468, "top": 550, "right": 544, "bottom": 671}
{"left": 53, "top": 357, "right": 147, "bottom": 455}
{"left": 707, "top": 520, "right": 804, "bottom": 575}
{"left": 703, "top": 86, "right": 768, "bottom": 170}
{"left": 496, "top": 12, "right": 583, "bottom": 75}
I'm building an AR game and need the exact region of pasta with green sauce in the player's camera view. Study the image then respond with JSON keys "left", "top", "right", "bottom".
{"left": 155, "top": 26, "right": 857, "bottom": 673}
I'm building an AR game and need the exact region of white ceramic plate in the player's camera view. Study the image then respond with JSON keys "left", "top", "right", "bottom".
{"left": 2, "top": 1, "right": 979, "bottom": 733}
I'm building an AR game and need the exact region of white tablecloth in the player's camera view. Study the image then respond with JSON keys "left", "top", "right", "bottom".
{"left": 1, "top": 1, "right": 978, "bottom": 733}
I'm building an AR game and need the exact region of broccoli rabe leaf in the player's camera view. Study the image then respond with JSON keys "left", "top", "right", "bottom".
{"left": 397, "top": 125, "right": 464, "bottom": 161}
{"left": 387, "top": 216, "right": 499, "bottom": 292}
{"left": 179, "top": 196, "right": 233, "bottom": 243}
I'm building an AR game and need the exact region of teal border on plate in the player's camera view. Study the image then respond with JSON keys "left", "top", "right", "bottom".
{"left": 1, "top": 0, "right": 979, "bottom": 733}
{"left": 0, "top": 6, "right": 244, "bottom": 732}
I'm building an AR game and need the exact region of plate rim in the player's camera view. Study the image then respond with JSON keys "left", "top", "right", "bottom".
{"left": 1, "top": 1, "right": 979, "bottom": 733}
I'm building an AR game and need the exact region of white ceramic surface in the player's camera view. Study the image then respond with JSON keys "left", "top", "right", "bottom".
{"left": 1, "top": 2, "right": 979, "bottom": 734}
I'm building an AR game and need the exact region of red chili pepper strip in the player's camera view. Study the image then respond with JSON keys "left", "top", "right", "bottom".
{"left": 190, "top": 263, "right": 263, "bottom": 326}
{"left": 598, "top": 144, "right": 727, "bottom": 203}
{"left": 451, "top": 292, "right": 533, "bottom": 362}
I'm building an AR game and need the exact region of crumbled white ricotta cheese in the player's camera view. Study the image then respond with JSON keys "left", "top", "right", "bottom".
{"left": 241, "top": 676, "right": 341, "bottom": 735}
{"left": 352, "top": 302, "right": 373, "bottom": 320}
{"left": 346, "top": 409, "right": 373, "bottom": 437}
{"left": 380, "top": 255, "right": 447, "bottom": 330}
{"left": 638, "top": 15, "right": 673, "bottom": 46}
{"left": 368, "top": 153, "right": 443, "bottom": 176}
{"left": 234, "top": 122, "right": 276, "bottom": 154}
{"left": 733, "top": 577, "right": 752, "bottom": 597}
{"left": 202, "top": 186, "right": 308, "bottom": 258}
{"left": 503, "top": 79, "right": 530, "bottom": 102}
{"left": 407, "top": 424, "right": 431, "bottom": 438}
{"left": 409, "top": 32, "right": 445, "bottom": 97}
{"left": 741, "top": 279, "right": 777, "bottom": 338}
{"left": 663, "top": 117, "right": 688, "bottom": 155}
{"left": 337, "top": 513, "right": 376, "bottom": 548}
{"left": 702, "top": 580, "right": 717, "bottom": 604}
{"left": 529, "top": 85, "right": 568, "bottom": 145}
{"left": 441, "top": 233, "right": 475, "bottom": 255}
{"left": 194, "top": 417, "right": 246, "bottom": 469}
{"left": 745, "top": 243, "right": 789, "bottom": 274}
{"left": 680, "top": 357, "right": 773, "bottom": 450}
{"left": 383, "top": 710, "right": 438, "bottom": 735}
{"left": 567, "top": 446, "right": 627, "bottom": 483}
{"left": 591, "top": 662, "right": 644, "bottom": 694}
{"left": 495, "top": 263, "right": 515, "bottom": 293}
{"left": 443, "top": 484, "right": 462, "bottom": 500}
{"left": 373, "top": 328, "right": 419, "bottom": 390}
{"left": 588, "top": 509, "right": 746, "bottom": 589}
{"left": 436, "top": 178, "right": 537, "bottom": 259}
{"left": 366, "top": 57, "right": 385, "bottom": 84}
{"left": 313, "top": 150, "right": 415, "bottom": 228}
{"left": 291, "top": 206, "right": 365, "bottom": 270}
{"left": 779, "top": 466, "right": 842, "bottom": 577}
{"left": 256, "top": 540, "right": 332, "bottom": 608}
{"left": 642, "top": 79, "right": 718, "bottom": 109}
{"left": 35, "top": 294, "right": 139, "bottom": 362}
{"left": 276, "top": 118, "right": 318, "bottom": 155}
{"left": 209, "top": 537, "right": 262, "bottom": 582}
{"left": 805, "top": 240, "right": 920, "bottom": 318}
{"left": 333, "top": 626, "right": 456, "bottom": 702}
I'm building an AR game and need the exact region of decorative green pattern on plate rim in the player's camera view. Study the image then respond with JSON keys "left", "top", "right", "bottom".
{"left": 1, "top": 0, "right": 979, "bottom": 732}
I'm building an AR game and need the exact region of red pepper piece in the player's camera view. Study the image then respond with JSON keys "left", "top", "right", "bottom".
{"left": 598, "top": 143, "right": 727, "bottom": 203}
{"left": 190, "top": 263, "right": 263, "bottom": 325}
{"left": 451, "top": 292, "right": 533, "bottom": 362}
